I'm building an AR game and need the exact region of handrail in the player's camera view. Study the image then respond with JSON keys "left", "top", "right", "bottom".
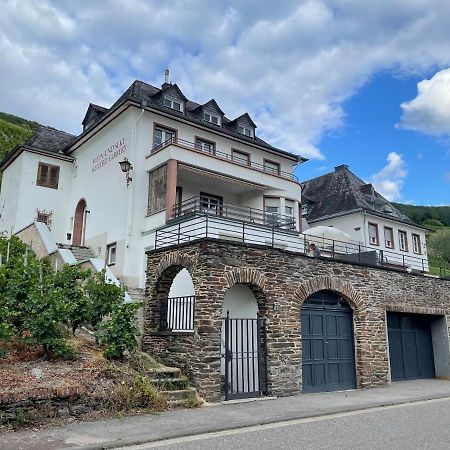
{"left": 153, "top": 215, "right": 436, "bottom": 276}
{"left": 150, "top": 137, "right": 298, "bottom": 181}
{"left": 171, "top": 196, "right": 296, "bottom": 231}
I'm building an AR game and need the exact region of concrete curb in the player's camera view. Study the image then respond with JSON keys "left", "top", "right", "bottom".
{"left": 66, "top": 393, "right": 450, "bottom": 450}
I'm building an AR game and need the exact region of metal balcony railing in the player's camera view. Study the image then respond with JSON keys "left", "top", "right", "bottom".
{"left": 154, "top": 215, "right": 434, "bottom": 275}
{"left": 151, "top": 137, "right": 298, "bottom": 181}
{"left": 171, "top": 196, "right": 296, "bottom": 231}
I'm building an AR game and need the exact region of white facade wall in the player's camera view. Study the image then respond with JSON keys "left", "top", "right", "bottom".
{"left": 1, "top": 104, "right": 302, "bottom": 290}
{"left": 0, "top": 152, "right": 73, "bottom": 242}
{"left": 311, "top": 211, "right": 428, "bottom": 271}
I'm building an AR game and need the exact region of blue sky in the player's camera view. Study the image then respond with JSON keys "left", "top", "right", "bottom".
{"left": 0, "top": 1, "right": 449, "bottom": 205}
{"left": 298, "top": 72, "right": 450, "bottom": 205}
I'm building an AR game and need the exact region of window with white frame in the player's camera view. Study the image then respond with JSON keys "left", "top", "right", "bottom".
{"left": 106, "top": 243, "right": 117, "bottom": 266}
{"left": 204, "top": 112, "right": 220, "bottom": 125}
{"left": 412, "top": 234, "right": 421, "bottom": 254}
{"left": 368, "top": 222, "right": 379, "bottom": 245}
{"left": 238, "top": 126, "right": 254, "bottom": 137}
{"left": 264, "top": 197, "right": 280, "bottom": 226}
{"left": 163, "top": 96, "right": 183, "bottom": 112}
{"left": 153, "top": 126, "right": 175, "bottom": 148}
{"left": 398, "top": 230, "right": 408, "bottom": 251}
{"left": 384, "top": 227, "right": 394, "bottom": 248}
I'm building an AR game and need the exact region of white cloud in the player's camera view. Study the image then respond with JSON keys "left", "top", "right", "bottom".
{"left": 2, "top": 1, "right": 450, "bottom": 159}
{"left": 398, "top": 68, "right": 450, "bottom": 135}
{"left": 370, "top": 152, "right": 407, "bottom": 201}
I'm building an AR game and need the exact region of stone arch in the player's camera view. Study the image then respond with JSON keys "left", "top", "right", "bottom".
{"left": 294, "top": 275, "right": 366, "bottom": 315}
{"left": 224, "top": 268, "right": 269, "bottom": 317}
{"left": 145, "top": 251, "right": 198, "bottom": 333}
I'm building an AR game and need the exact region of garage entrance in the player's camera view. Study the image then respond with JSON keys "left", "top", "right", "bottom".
{"left": 301, "top": 290, "right": 356, "bottom": 393}
{"left": 387, "top": 312, "right": 435, "bottom": 381}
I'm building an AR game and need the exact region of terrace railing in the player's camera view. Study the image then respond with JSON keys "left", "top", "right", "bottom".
{"left": 154, "top": 215, "right": 432, "bottom": 274}
{"left": 171, "top": 196, "right": 296, "bottom": 231}
{"left": 151, "top": 137, "right": 298, "bottom": 181}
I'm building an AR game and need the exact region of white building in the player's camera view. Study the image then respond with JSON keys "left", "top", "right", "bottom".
{"left": 0, "top": 77, "right": 306, "bottom": 292}
{"left": 301, "top": 164, "right": 429, "bottom": 272}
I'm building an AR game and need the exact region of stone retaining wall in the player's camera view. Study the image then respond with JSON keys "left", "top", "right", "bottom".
{"left": 0, "top": 385, "right": 100, "bottom": 426}
{"left": 143, "top": 239, "right": 450, "bottom": 402}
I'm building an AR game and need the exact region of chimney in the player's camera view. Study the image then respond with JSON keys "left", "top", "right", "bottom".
{"left": 162, "top": 68, "right": 171, "bottom": 89}
{"left": 335, "top": 164, "right": 349, "bottom": 172}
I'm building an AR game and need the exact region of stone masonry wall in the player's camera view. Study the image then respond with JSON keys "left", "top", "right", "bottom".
{"left": 142, "top": 239, "right": 450, "bottom": 402}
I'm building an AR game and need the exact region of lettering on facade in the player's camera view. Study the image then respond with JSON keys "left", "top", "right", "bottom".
{"left": 91, "top": 138, "right": 127, "bottom": 172}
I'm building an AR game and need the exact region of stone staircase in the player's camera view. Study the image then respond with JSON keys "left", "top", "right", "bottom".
{"left": 147, "top": 366, "right": 202, "bottom": 408}
{"left": 57, "top": 244, "right": 96, "bottom": 263}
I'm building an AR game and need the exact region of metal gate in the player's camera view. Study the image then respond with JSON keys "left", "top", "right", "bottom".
{"left": 222, "top": 314, "right": 268, "bottom": 400}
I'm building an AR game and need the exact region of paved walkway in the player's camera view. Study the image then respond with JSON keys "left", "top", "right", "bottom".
{"left": 1, "top": 379, "right": 450, "bottom": 450}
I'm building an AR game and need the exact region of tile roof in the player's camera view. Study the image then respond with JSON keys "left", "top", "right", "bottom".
{"left": 86, "top": 80, "right": 305, "bottom": 161}
{"left": 302, "top": 165, "right": 422, "bottom": 227}
{"left": 26, "top": 126, "right": 76, "bottom": 153}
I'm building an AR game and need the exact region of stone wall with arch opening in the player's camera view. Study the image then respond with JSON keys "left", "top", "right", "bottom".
{"left": 143, "top": 239, "right": 450, "bottom": 402}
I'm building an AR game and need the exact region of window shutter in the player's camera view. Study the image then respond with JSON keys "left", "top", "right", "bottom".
{"left": 49, "top": 166, "right": 59, "bottom": 188}
{"left": 38, "top": 164, "right": 49, "bottom": 186}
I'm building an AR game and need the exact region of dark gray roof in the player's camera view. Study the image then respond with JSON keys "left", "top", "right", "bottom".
{"left": 26, "top": 126, "right": 76, "bottom": 153}
{"left": 302, "top": 165, "right": 422, "bottom": 228}
{"left": 78, "top": 80, "right": 305, "bottom": 161}
{"left": 0, "top": 126, "right": 76, "bottom": 170}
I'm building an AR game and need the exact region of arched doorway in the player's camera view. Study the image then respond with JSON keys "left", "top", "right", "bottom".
{"left": 301, "top": 290, "right": 356, "bottom": 393}
{"left": 72, "top": 199, "right": 87, "bottom": 246}
{"left": 221, "top": 284, "right": 267, "bottom": 400}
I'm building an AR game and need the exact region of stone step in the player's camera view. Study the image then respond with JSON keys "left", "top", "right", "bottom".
{"left": 147, "top": 367, "right": 181, "bottom": 379}
{"left": 152, "top": 376, "right": 189, "bottom": 390}
{"left": 161, "top": 389, "right": 191, "bottom": 401}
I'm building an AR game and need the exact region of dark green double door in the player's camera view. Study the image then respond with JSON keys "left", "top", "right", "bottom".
{"left": 387, "top": 312, "right": 435, "bottom": 381}
{"left": 301, "top": 291, "right": 356, "bottom": 393}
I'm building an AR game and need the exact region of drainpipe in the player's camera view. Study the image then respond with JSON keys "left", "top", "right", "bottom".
{"left": 362, "top": 210, "right": 368, "bottom": 247}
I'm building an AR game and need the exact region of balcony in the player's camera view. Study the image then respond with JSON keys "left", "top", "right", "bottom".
{"left": 149, "top": 137, "right": 298, "bottom": 181}
{"left": 170, "top": 196, "right": 296, "bottom": 231}
{"left": 154, "top": 215, "right": 430, "bottom": 274}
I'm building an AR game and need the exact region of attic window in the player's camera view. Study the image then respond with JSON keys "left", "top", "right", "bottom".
{"left": 204, "top": 113, "right": 220, "bottom": 125}
{"left": 36, "top": 162, "right": 60, "bottom": 189}
{"left": 238, "top": 126, "right": 253, "bottom": 137}
{"left": 164, "top": 97, "right": 183, "bottom": 112}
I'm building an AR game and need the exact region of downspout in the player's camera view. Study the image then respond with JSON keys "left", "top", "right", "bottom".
{"left": 362, "top": 209, "right": 368, "bottom": 247}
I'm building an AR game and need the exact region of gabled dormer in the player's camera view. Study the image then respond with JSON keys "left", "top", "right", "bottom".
{"left": 225, "top": 113, "right": 257, "bottom": 138}
{"left": 199, "top": 99, "right": 224, "bottom": 127}
{"left": 158, "top": 83, "right": 188, "bottom": 113}
{"left": 82, "top": 104, "right": 108, "bottom": 131}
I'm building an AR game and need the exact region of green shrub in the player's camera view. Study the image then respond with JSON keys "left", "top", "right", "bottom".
{"left": 99, "top": 302, "right": 141, "bottom": 360}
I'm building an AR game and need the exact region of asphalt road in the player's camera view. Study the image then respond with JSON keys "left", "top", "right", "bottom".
{"left": 119, "top": 398, "right": 450, "bottom": 450}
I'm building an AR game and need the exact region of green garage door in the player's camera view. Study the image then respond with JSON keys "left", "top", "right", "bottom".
{"left": 387, "top": 312, "right": 435, "bottom": 381}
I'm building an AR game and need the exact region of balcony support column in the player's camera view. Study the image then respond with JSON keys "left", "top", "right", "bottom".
{"left": 166, "top": 159, "right": 178, "bottom": 221}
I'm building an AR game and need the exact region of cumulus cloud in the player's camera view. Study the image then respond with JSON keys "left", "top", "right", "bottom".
{"left": 3, "top": 1, "right": 450, "bottom": 159}
{"left": 398, "top": 68, "right": 450, "bottom": 135}
{"left": 370, "top": 152, "right": 407, "bottom": 201}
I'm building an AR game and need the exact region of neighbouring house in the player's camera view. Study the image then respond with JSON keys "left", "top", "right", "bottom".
{"left": 0, "top": 74, "right": 449, "bottom": 403}
{"left": 301, "top": 164, "right": 429, "bottom": 272}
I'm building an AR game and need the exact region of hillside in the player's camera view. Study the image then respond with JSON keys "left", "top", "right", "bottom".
{"left": 393, "top": 203, "right": 450, "bottom": 230}
{"left": 0, "top": 112, "right": 41, "bottom": 164}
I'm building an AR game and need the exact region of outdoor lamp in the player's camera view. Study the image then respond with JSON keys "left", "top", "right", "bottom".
{"left": 119, "top": 158, "right": 133, "bottom": 187}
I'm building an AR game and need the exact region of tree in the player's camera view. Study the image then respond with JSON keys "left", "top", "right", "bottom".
{"left": 427, "top": 228, "right": 450, "bottom": 265}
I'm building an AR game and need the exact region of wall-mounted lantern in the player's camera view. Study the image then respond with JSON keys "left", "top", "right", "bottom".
{"left": 119, "top": 158, "right": 133, "bottom": 187}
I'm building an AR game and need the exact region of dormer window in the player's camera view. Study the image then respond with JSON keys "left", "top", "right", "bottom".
{"left": 164, "top": 97, "right": 183, "bottom": 112}
{"left": 204, "top": 113, "right": 220, "bottom": 125}
{"left": 238, "top": 126, "right": 253, "bottom": 137}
